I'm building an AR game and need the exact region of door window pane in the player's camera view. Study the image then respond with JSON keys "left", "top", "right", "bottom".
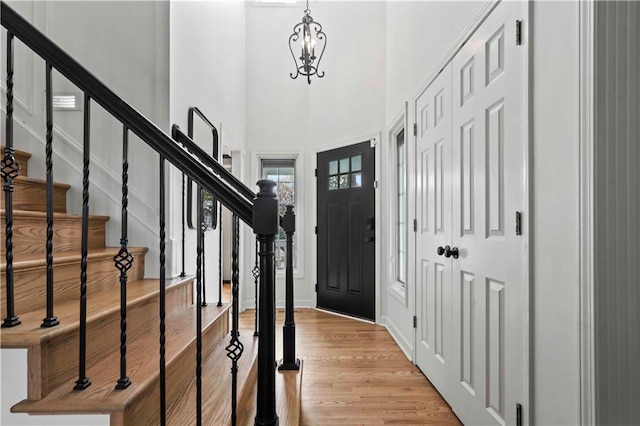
{"left": 329, "top": 176, "right": 339, "bottom": 190}
{"left": 351, "top": 172, "right": 362, "bottom": 188}
{"left": 339, "top": 158, "right": 350, "bottom": 173}
{"left": 329, "top": 160, "right": 338, "bottom": 175}
{"left": 351, "top": 155, "right": 362, "bottom": 172}
{"left": 339, "top": 174, "right": 350, "bottom": 189}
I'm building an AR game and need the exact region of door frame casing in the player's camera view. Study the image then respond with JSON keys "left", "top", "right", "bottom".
{"left": 312, "top": 132, "right": 382, "bottom": 323}
{"left": 407, "top": 0, "right": 531, "bottom": 421}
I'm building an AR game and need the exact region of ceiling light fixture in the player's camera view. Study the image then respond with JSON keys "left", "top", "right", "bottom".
{"left": 288, "top": 0, "right": 326, "bottom": 84}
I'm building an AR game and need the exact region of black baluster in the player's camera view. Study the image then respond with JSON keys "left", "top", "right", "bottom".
{"left": 114, "top": 125, "right": 133, "bottom": 390}
{"left": 252, "top": 240, "right": 259, "bottom": 337}
{"left": 159, "top": 155, "right": 167, "bottom": 425}
{"left": 180, "top": 173, "right": 186, "bottom": 277}
{"left": 74, "top": 93, "right": 91, "bottom": 390}
{"left": 201, "top": 213, "right": 207, "bottom": 307}
{"left": 2, "top": 31, "right": 21, "bottom": 328}
{"left": 195, "top": 187, "right": 204, "bottom": 426}
{"left": 217, "top": 203, "right": 223, "bottom": 307}
{"left": 41, "top": 62, "right": 59, "bottom": 328}
{"left": 225, "top": 213, "right": 243, "bottom": 426}
{"left": 278, "top": 205, "right": 300, "bottom": 371}
{"left": 254, "top": 180, "right": 279, "bottom": 426}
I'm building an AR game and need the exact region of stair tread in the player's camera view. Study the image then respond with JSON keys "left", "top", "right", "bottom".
{"left": 11, "top": 303, "right": 231, "bottom": 414}
{"left": 1, "top": 209, "right": 110, "bottom": 222}
{"left": 1, "top": 246, "right": 148, "bottom": 272}
{"left": 166, "top": 328, "right": 259, "bottom": 425}
{"left": 0, "top": 274, "right": 191, "bottom": 347}
{"left": 14, "top": 176, "right": 71, "bottom": 189}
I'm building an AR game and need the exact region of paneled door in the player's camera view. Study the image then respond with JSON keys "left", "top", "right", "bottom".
{"left": 317, "top": 141, "right": 376, "bottom": 321}
{"left": 414, "top": 1, "right": 526, "bottom": 424}
{"left": 414, "top": 63, "right": 454, "bottom": 399}
{"left": 449, "top": 1, "right": 526, "bottom": 424}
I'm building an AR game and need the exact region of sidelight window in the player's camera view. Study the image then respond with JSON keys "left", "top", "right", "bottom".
{"left": 396, "top": 130, "right": 407, "bottom": 286}
{"left": 261, "top": 159, "right": 296, "bottom": 270}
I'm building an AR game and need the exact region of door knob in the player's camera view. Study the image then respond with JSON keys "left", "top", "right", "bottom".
{"left": 437, "top": 246, "right": 445, "bottom": 256}
{"left": 365, "top": 236, "right": 375, "bottom": 243}
{"left": 444, "top": 246, "right": 459, "bottom": 259}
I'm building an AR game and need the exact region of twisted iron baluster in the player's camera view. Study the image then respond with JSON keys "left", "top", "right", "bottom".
{"left": 73, "top": 93, "right": 91, "bottom": 390}
{"left": 2, "top": 31, "right": 20, "bottom": 328}
{"left": 217, "top": 203, "right": 223, "bottom": 307}
{"left": 180, "top": 173, "right": 186, "bottom": 277}
{"left": 159, "top": 155, "right": 167, "bottom": 425}
{"left": 41, "top": 62, "right": 59, "bottom": 328}
{"left": 226, "top": 213, "right": 243, "bottom": 426}
{"left": 252, "top": 239, "right": 260, "bottom": 336}
{"left": 196, "top": 188, "right": 204, "bottom": 425}
{"left": 114, "top": 125, "right": 133, "bottom": 389}
{"left": 201, "top": 217, "right": 208, "bottom": 307}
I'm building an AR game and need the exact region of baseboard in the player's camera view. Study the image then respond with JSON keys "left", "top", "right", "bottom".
{"left": 383, "top": 315, "right": 413, "bottom": 362}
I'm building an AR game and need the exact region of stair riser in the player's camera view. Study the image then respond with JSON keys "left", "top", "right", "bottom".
{"left": 10, "top": 178, "right": 68, "bottom": 213}
{"left": 0, "top": 214, "right": 107, "bottom": 256}
{"left": 119, "top": 312, "right": 229, "bottom": 425}
{"left": 29, "top": 280, "right": 194, "bottom": 399}
{"left": 1, "top": 250, "right": 146, "bottom": 319}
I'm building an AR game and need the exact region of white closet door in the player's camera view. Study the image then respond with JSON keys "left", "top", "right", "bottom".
{"left": 414, "top": 63, "right": 454, "bottom": 399}
{"left": 450, "top": 1, "right": 526, "bottom": 424}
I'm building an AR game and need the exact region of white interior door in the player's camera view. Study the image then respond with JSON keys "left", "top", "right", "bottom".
{"left": 449, "top": 1, "right": 526, "bottom": 424}
{"left": 414, "top": 63, "right": 454, "bottom": 399}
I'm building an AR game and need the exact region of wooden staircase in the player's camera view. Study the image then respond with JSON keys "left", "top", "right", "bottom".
{"left": 1, "top": 147, "right": 259, "bottom": 425}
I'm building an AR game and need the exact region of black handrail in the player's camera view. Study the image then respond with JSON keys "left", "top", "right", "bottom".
{"left": 1, "top": 2, "right": 254, "bottom": 226}
{"left": 172, "top": 126, "right": 255, "bottom": 202}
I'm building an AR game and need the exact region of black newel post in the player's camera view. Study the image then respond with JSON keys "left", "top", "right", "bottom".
{"left": 253, "top": 180, "right": 279, "bottom": 426}
{"left": 278, "top": 205, "right": 300, "bottom": 371}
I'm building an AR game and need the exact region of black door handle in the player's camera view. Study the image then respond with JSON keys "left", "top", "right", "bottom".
{"left": 444, "top": 246, "right": 459, "bottom": 259}
{"left": 437, "top": 245, "right": 459, "bottom": 259}
{"left": 365, "top": 236, "right": 375, "bottom": 243}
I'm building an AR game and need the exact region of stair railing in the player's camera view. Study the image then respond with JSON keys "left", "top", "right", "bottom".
{"left": 1, "top": 3, "right": 281, "bottom": 425}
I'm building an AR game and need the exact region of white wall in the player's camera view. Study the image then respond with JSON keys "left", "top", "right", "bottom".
{"left": 169, "top": 0, "right": 247, "bottom": 302}
{"left": 244, "top": 1, "right": 386, "bottom": 311}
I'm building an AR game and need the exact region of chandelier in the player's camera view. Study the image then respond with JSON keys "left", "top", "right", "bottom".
{"left": 288, "top": 0, "right": 326, "bottom": 84}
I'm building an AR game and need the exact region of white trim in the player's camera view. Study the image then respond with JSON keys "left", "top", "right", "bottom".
{"left": 578, "top": 1, "right": 595, "bottom": 424}
{"left": 312, "top": 131, "right": 382, "bottom": 324}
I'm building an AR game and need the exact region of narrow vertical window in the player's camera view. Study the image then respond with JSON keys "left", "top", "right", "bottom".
{"left": 261, "top": 159, "right": 296, "bottom": 270}
{"left": 396, "top": 129, "right": 407, "bottom": 285}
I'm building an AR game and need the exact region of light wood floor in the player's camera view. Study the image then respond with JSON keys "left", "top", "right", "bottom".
{"left": 238, "top": 303, "right": 460, "bottom": 426}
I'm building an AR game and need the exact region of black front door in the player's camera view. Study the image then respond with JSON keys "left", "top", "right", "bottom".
{"left": 317, "top": 141, "right": 375, "bottom": 321}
